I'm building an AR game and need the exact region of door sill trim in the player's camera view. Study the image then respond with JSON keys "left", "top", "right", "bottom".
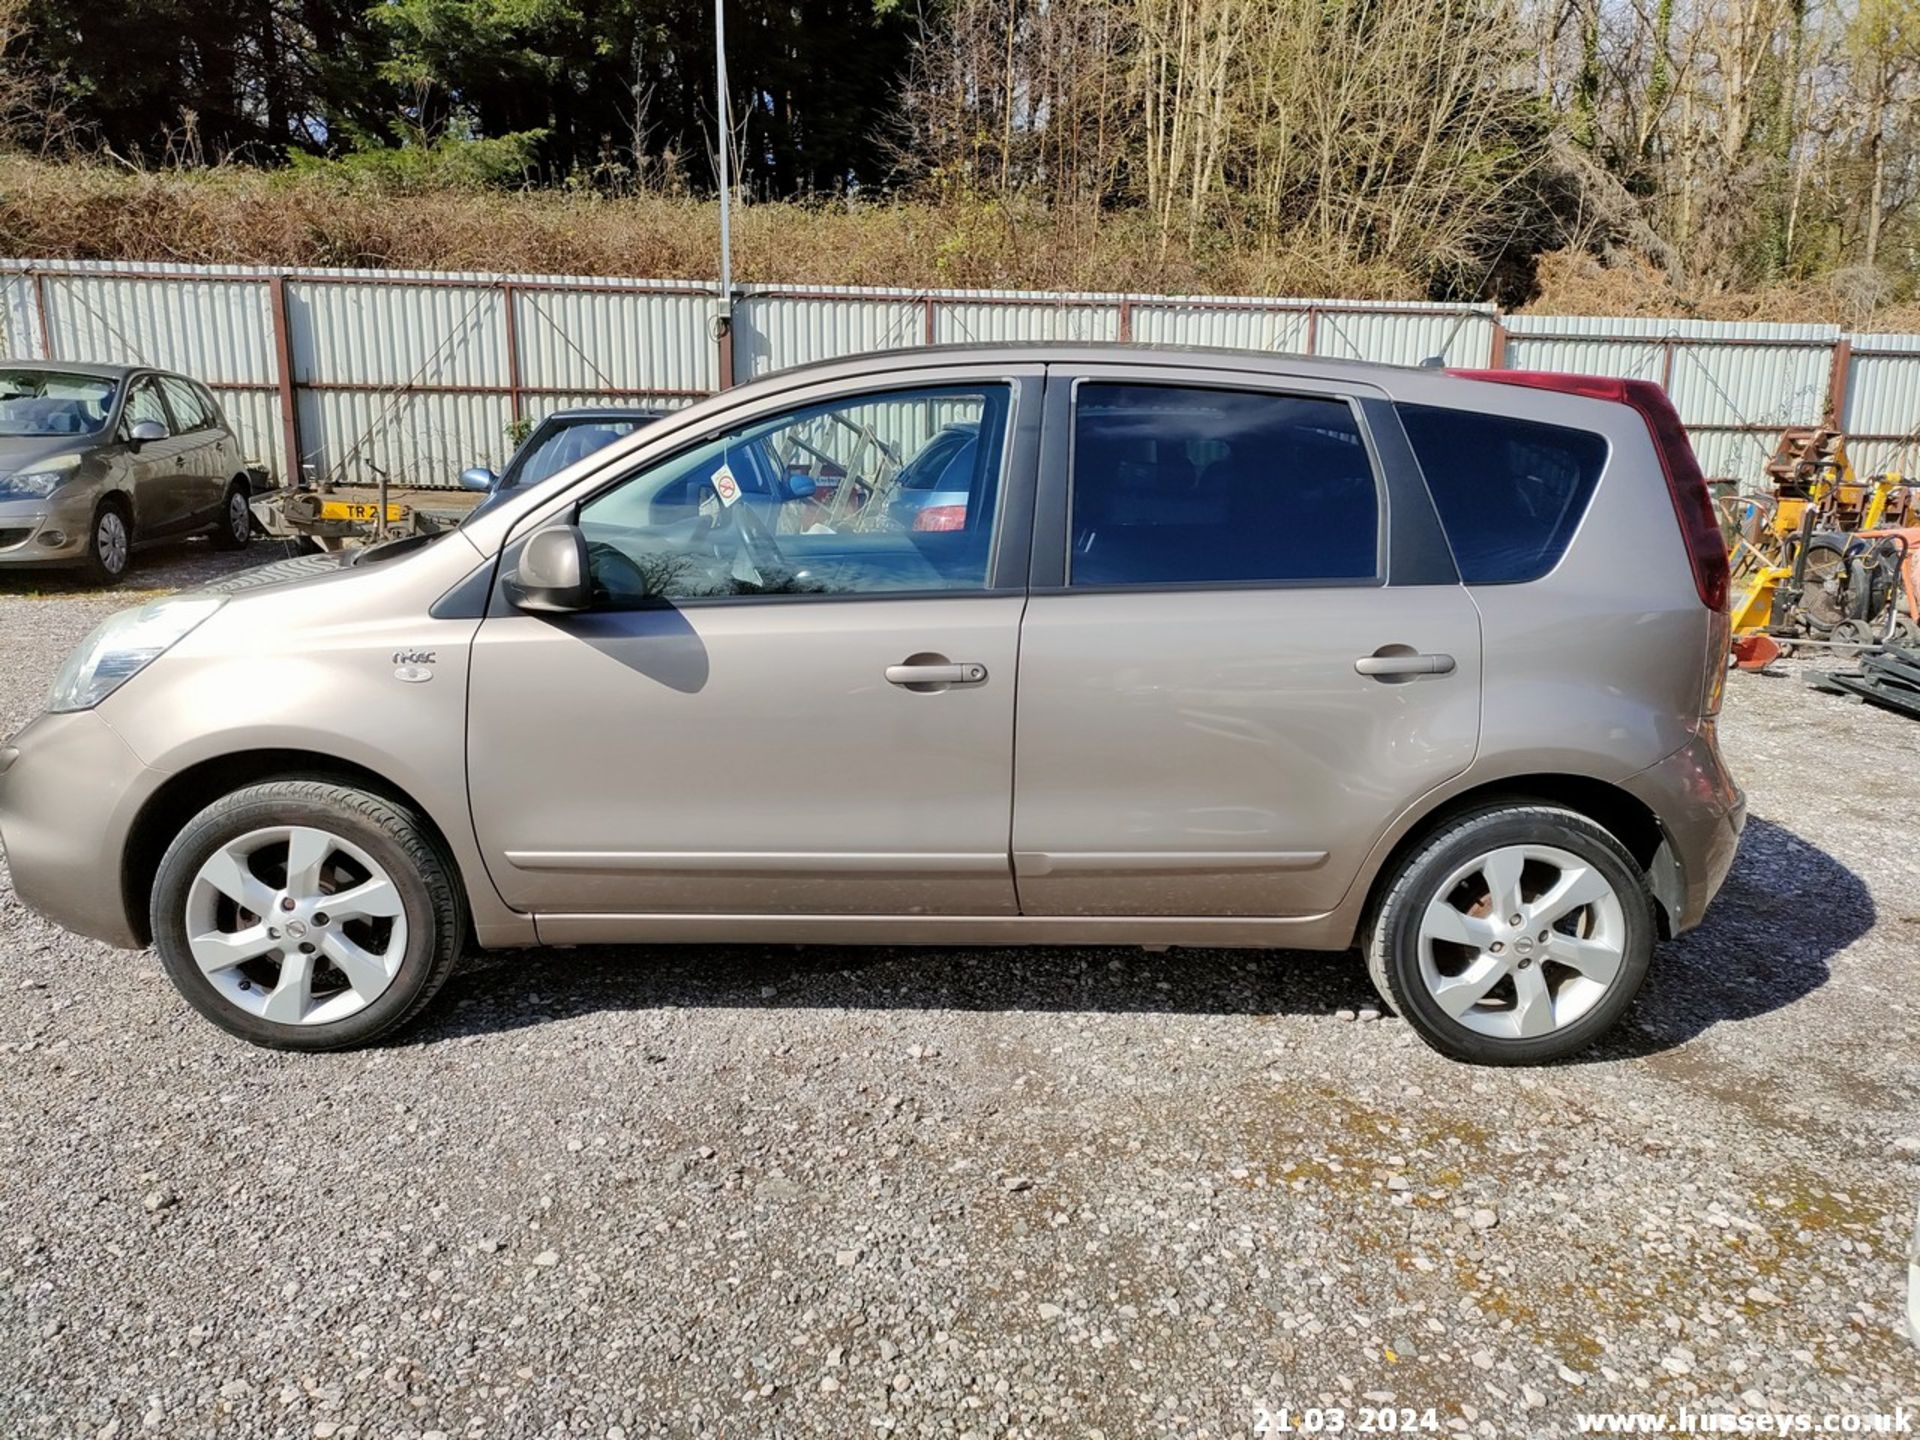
{"left": 1013, "top": 849, "right": 1328, "bottom": 877}
{"left": 504, "top": 850, "right": 1011, "bottom": 876}
{"left": 532, "top": 910, "right": 1341, "bottom": 948}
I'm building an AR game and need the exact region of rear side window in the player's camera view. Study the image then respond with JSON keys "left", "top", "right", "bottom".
{"left": 1070, "top": 384, "right": 1379, "bottom": 586}
{"left": 1397, "top": 404, "right": 1608, "bottom": 584}
{"left": 193, "top": 382, "right": 225, "bottom": 428}
{"left": 159, "top": 377, "right": 211, "bottom": 432}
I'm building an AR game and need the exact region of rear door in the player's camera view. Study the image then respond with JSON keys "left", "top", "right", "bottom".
{"left": 157, "top": 375, "right": 227, "bottom": 521}
{"left": 1011, "top": 366, "right": 1483, "bottom": 918}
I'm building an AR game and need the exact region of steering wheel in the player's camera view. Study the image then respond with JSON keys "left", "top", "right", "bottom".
{"left": 722, "top": 496, "right": 789, "bottom": 580}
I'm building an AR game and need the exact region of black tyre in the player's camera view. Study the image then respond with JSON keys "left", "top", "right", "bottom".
{"left": 1363, "top": 805, "right": 1656, "bottom": 1065}
{"left": 151, "top": 780, "right": 465, "bottom": 1051}
{"left": 211, "top": 480, "right": 253, "bottom": 551}
{"left": 84, "top": 499, "right": 132, "bottom": 585}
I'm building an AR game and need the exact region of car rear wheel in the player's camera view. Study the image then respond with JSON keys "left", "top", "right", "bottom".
{"left": 1364, "top": 805, "right": 1655, "bottom": 1065}
{"left": 211, "top": 481, "right": 252, "bottom": 551}
{"left": 84, "top": 502, "right": 131, "bottom": 585}
{"left": 151, "top": 780, "right": 464, "bottom": 1050}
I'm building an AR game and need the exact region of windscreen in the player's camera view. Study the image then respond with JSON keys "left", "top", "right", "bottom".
{"left": 0, "top": 369, "right": 117, "bottom": 438}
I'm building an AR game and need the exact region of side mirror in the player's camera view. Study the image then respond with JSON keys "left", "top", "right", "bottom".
{"left": 128, "top": 419, "right": 169, "bottom": 445}
{"left": 504, "top": 524, "right": 591, "bottom": 613}
{"left": 783, "top": 473, "right": 818, "bottom": 501}
{"left": 459, "top": 466, "right": 500, "bottom": 494}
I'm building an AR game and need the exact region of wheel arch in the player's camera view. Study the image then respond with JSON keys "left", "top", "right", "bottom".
{"left": 121, "top": 749, "right": 469, "bottom": 947}
{"left": 94, "top": 486, "right": 134, "bottom": 525}
{"left": 1354, "top": 773, "right": 1673, "bottom": 945}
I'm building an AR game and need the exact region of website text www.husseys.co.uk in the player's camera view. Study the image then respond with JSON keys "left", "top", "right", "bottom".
{"left": 1574, "top": 1409, "right": 1912, "bottom": 1435}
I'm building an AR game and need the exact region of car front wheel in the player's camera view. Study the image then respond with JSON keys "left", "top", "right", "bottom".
{"left": 1364, "top": 805, "right": 1655, "bottom": 1065}
{"left": 151, "top": 780, "right": 464, "bottom": 1050}
{"left": 85, "top": 502, "right": 131, "bottom": 585}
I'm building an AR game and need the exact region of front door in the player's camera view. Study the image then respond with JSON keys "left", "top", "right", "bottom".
{"left": 467, "top": 372, "right": 1039, "bottom": 918}
{"left": 1012, "top": 371, "right": 1482, "bottom": 917}
{"left": 120, "top": 375, "right": 197, "bottom": 535}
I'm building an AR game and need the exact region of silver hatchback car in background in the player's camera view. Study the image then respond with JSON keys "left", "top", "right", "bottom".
{"left": 0, "top": 345, "right": 1744, "bottom": 1064}
{"left": 0, "top": 361, "right": 254, "bottom": 582}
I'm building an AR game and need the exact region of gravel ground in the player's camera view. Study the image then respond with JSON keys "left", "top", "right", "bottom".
{"left": 1, "top": 538, "right": 1917, "bottom": 1440}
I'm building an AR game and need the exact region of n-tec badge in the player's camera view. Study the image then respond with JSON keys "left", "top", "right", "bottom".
{"left": 394, "top": 664, "right": 434, "bottom": 683}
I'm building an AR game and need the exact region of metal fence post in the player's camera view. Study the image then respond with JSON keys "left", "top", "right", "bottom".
{"left": 1488, "top": 319, "right": 1509, "bottom": 369}
{"left": 716, "top": 285, "right": 735, "bottom": 392}
{"left": 502, "top": 281, "right": 523, "bottom": 425}
{"left": 31, "top": 270, "right": 53, "bottom": 359}
{"left": 268, "top": 274, "right": 304, "bottom": 485}
{"left": 1825, "top": 338, "right": 1853, "bottom": 430}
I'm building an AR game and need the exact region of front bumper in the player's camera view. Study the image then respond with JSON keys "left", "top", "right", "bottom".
{"left": 1622, "top": 723, "right": 1746, "bottom": 935}
{"left": 0, "top": 493, "right": 95, "bottom": 564}
{"left": 0, "top": 708, "right": 159, "bottom": 947}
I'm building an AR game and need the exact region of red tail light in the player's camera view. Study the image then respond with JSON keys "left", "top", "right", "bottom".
{"left": 1448, "top": 369, "right": 1729, "bottom": 612}
{"left": 912, "top": 504, "right": 968, "bottom": 533}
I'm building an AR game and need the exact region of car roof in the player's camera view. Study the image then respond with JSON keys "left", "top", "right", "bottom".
{"left": 763, "top": 341, "right": 1428, "bottom": 387}
{"left": 0, "top": 358, "right": 141, "bottom": 382}
{"left": 538, "top": 406, "right": 671, "bottom": 423}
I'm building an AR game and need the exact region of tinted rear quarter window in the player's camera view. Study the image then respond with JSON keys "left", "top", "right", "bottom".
{"left": 1397, "top": 404, "right": 1608, "bottom": 583}
{"left": 1070, "top": 384, "right": 1379, "bottom": 587}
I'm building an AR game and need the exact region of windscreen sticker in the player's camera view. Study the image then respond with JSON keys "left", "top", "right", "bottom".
{"left": 710, "top": 461, "right": 742, "bottom": 507}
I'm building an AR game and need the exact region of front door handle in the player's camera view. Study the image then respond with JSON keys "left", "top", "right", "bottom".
{"left": 1355, "top": 651, "right": 1456, "bottom": 678}
{"left": 885, "top": 659, "right": 989, "bottom": 690}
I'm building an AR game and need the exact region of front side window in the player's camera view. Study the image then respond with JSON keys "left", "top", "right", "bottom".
{"left": 575, "top": 384, "right": 1011, "bottom": 605}
{"left": 0, "top": 369, "right": 117, "bottom": 437}
{"left": 1069, "top": 383, "right": 1379, "bottom": 587}
{"left": 121, "top": 378, "right": 170, "bottom": 435}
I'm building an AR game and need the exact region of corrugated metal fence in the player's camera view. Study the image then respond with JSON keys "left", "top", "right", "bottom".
{"left": 3, "top": 258, "right": 1917, "bottom": 490}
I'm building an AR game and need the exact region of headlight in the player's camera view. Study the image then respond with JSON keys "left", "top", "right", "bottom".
{"left": 0, "top": 469, "right": 68, "bottom": 500}
{"left": 48, "top": 595, "right": 225, "bottom": 713}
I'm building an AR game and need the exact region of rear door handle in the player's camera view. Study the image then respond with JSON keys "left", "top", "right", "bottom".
{"left": 885, "top": 661, "right": 989, "bottom": 689}
{"left": 1355, "top": 652, "right": 1456, "bottom": 678}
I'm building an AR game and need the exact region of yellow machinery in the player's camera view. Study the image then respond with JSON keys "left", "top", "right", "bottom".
{"left": 1724, "top": 428, "right": 1916, "bottom": 645}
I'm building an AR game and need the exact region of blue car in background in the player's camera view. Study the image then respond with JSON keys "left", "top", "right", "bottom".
{"left": 462, "top": 407, "right": 669, "bottom": 519}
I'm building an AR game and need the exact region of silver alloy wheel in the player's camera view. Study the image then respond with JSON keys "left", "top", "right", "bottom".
{"left": 184, "top": 825, "right": 409, "bottom": 1026}
{"left": 1415, "top": 842, "right": 1626, "bottom": 1040}
{"left": 227, "top": 488, "right": 250, "bottom": 540}
{"left": 96, "top": 510, "right": 129, "bottom": 574}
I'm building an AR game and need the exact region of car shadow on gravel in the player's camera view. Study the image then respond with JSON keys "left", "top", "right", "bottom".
{"left": 414, "top": 940, "right": 1378, "bottom": 1042}
{"left": 1572, "top": 815, "right": 1870, "bottom": 1063}
{"left": 408, "top": 817, "right": 1865, "bottom": 1055}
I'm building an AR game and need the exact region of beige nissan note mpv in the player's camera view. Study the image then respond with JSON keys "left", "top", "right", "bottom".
{"left": 0, "top": 346, "right": 1744, "bottom": 1064}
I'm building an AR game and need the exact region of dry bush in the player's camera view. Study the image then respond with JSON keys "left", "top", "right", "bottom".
{"left": 1525, "top": 247, "right": 1920, "bottom": 331}
{"left": 4, "top": 157, "right": 1907, "bottom": 326}
{"left": 0, "top": 155, "right": 1444, "bottom": 296}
